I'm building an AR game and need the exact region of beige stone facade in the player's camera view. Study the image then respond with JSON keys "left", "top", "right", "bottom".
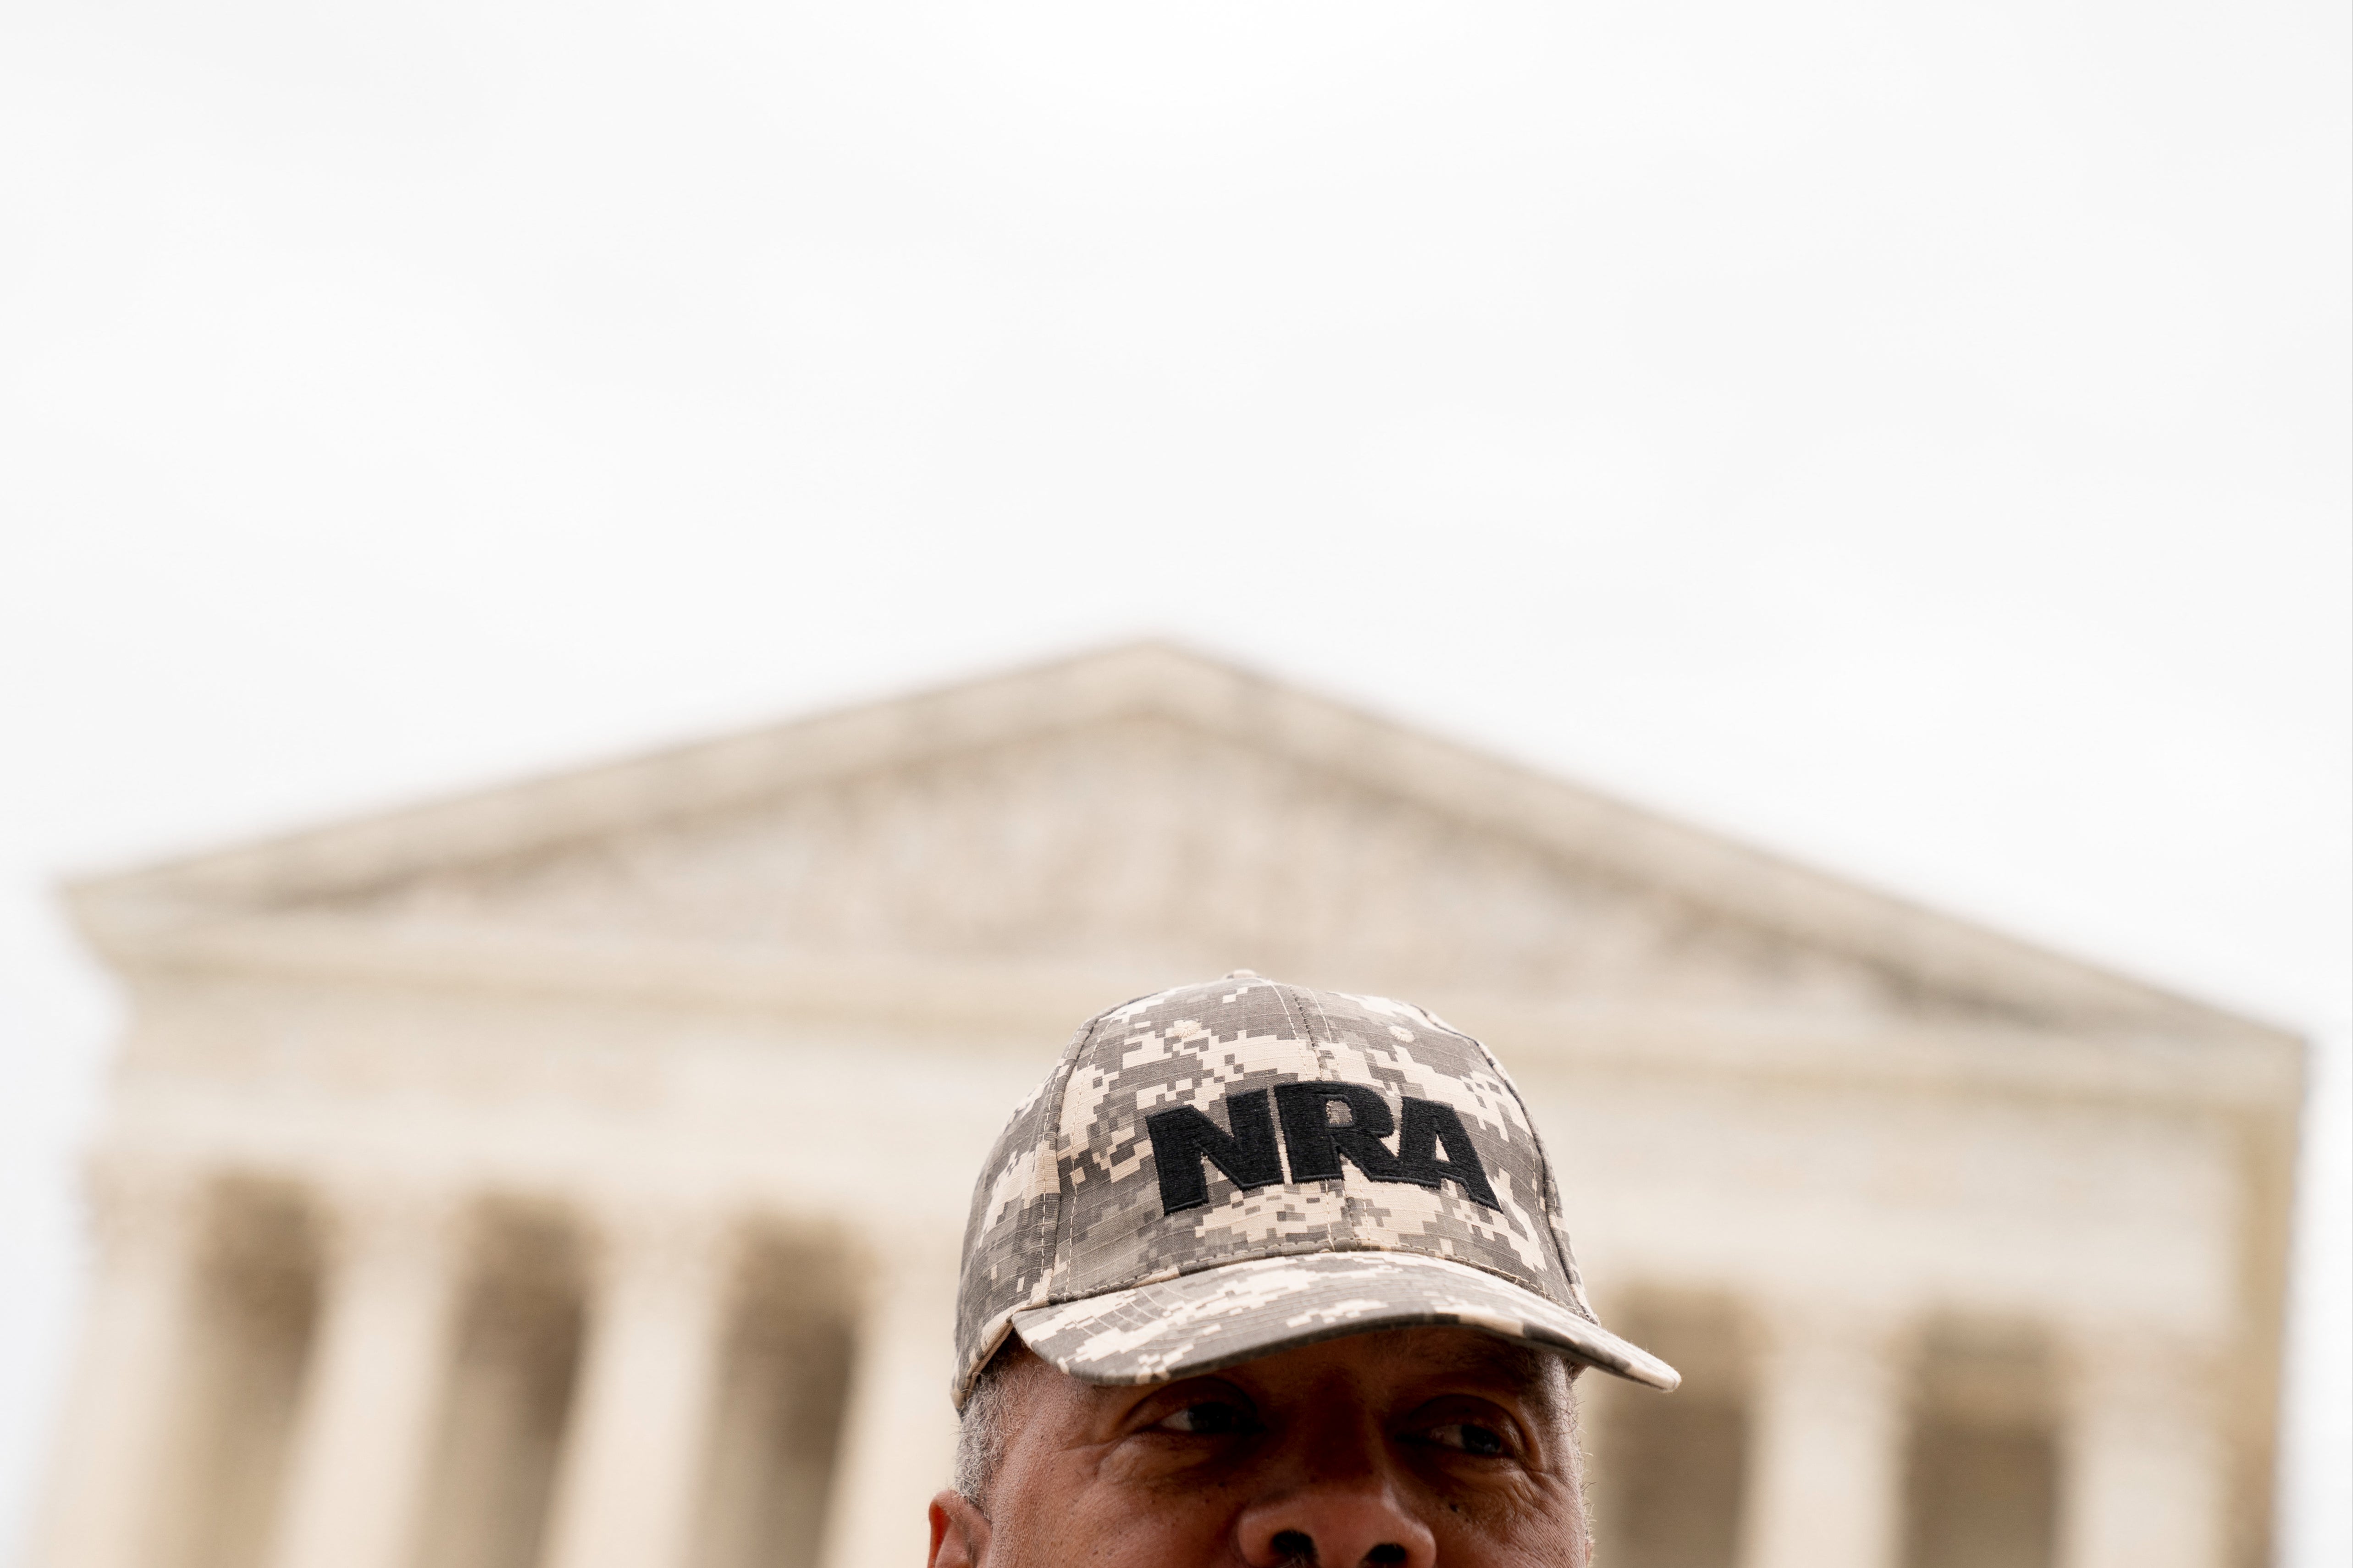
{"left": 26, "top": 644, "right": 2301, "bottom": 1568}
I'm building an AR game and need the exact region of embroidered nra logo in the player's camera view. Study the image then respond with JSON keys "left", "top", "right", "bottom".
{"left": 1144, "top": 1084, "right": 1502, "bottom": 1216}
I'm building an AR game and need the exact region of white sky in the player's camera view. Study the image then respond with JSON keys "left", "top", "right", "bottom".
{"left": 2, "top": 0, "right": 2346, "bottom": 1561}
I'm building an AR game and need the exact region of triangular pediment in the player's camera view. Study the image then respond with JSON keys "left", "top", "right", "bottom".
{"left": 301, "top": 709, "right": 1912, "bottom": 1014}
{"left": 67, "top": 643, "right": 2269, "bottom": 1040}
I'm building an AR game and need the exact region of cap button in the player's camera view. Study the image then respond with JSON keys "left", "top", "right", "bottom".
{"left": 1223, "top": 969, "right": 1259, "bottom": 980}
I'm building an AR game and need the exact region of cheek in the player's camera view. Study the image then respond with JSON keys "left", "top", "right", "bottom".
{"left": 992, "top": 1447, "right": 1237, "bottom": 1566}
{"left": 1425, "top": 1473, "right": 1587, "bottom": 1565}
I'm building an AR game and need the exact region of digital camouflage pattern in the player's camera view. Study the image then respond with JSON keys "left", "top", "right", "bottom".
{"left": 952, "top": 974, "right": 1678, "bottom": 1408}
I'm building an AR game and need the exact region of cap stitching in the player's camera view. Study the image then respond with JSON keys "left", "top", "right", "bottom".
{"left": 1287, "top": 983, "right": 1379, "bottom": 1247}
{"left": 1041, "top": 1005, "right": 1112, "bottom": 1299}
{"left": 953, "top": 1003, "right": 1099, "bottom": 1410}
{"left": 1262, "top": 980, "right": 1321, "bottom": 1072}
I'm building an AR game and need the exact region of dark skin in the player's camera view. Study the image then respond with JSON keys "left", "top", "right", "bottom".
{"left": 927, "top": 1327, "right": 1591, "bottom": 1568}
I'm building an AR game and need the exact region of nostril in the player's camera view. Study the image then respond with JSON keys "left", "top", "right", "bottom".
{"left": 1365, "top": 1550, "right": 1408, "bottom": 1566}
{"left": 1270, "top": 1530, "right": 1316, "bottom": 1563}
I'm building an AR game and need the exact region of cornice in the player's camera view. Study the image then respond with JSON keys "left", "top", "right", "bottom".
{"left": 99, "top": 912, "right": 2302, "bottom": 1118}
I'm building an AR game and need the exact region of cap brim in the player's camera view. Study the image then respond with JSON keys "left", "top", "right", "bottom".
{"left": 1009, "top": 1250, "right": 1681, "bottom": 1393}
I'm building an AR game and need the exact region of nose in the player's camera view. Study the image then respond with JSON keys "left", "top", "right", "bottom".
{"left": 1237, "top": 1488, "right": 1437, "bottom": 1568}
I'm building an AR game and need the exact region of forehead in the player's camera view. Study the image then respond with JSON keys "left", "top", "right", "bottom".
{"left": 1254, "top": 1326, "right": 1574, "bottom": 1397}
{"left": 1359, "top": 1327, "right": 1571, "bottom": 1390}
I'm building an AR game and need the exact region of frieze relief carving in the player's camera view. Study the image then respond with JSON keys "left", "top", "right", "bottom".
{"left": 319, "top": 717, "right": 1929, "bottom": 1018}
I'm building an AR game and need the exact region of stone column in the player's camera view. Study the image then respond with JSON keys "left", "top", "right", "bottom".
{"left": 264, "top": 1183, "right": 466, "bottom": 1568}
{"left": 815, "top": 1228, "right": 963, "bottom": 1568}
{"left": 542, "top": 1204, "right": 739, "bottom": 1568}
{"left": 2058, "top": 1331, "right": 2225, "bottom": 1568}
{"left": 26, "top": 1157, "right": 208, "bottom": 1568}
{"left": 1739, "top": 1302, "right": 1909, "bottom": 1568}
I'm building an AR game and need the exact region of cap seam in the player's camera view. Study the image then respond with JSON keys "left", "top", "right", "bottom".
{"left": 1277, "top": 981, "right": 1374, "bottom": 1247}
{"left": 1264, "top": 980, "right": 1321, "bottom": 1071}
{"left": 1040, "top": 1004, "right": 1111, "bottom": 1305}
{"left": 955, "top": 1003, "right": 1101, "bottom": 1410}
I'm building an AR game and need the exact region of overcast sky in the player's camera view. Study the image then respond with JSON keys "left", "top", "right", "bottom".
{"left": 2, "top": 0, "right": 2346, "bottom": 1561}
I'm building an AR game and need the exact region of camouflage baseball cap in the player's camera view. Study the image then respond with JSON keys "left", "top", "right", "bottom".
{"left": 951, "top": 973, "right": 1679, "bottom": 1409}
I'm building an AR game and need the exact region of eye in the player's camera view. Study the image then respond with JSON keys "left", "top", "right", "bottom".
{"left": 1423, "top": 1420, "right": 1509, "bottom": 1457}
{"left": 1153, "top": 1399, "right": 1257, "bottom": 1436}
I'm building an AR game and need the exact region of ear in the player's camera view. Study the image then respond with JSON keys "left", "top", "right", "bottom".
{"left": 928, "top": 1490, "right": 992, "bottom": 1568}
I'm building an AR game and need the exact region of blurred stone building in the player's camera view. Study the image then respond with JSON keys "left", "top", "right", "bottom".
{"left": 28, "top": 644, "right": 2300, "bottom": 1568}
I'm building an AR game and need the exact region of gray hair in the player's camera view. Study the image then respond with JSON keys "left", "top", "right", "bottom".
{"left": 953, "top": 1347, "right": 1018, "bottom": 1509}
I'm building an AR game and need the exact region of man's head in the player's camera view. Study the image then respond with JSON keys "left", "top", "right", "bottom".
{"left": 934, "top": 975, "right": 1675, "bottom": 1564}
